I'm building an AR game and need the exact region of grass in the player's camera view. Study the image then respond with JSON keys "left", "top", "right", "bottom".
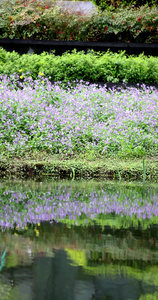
{"left": 0, "top": 154, "right": 158, "bottom": 180}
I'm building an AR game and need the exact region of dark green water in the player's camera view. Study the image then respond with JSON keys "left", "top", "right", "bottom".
{"left": 0, "top": 179, "right": 158, "bottom": 300}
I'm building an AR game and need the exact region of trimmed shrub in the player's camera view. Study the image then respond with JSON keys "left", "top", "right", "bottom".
{"left": 0, "top": 48, "right": 158, "bottom": 83}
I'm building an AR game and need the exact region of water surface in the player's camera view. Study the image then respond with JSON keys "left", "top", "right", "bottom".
{"left": 0, "top": 179, "right": 158, "bottom": 300}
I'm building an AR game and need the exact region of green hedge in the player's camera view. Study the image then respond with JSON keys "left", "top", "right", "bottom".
{"left": 0, "top": 1, "right": 157, "bottom": 43}
{"left": 0, "top": 47, "right": 158, "bottom": 83}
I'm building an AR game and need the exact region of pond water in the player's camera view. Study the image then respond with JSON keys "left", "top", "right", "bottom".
{"left": 0, "top": 179, "right": 158, "bottom": 300}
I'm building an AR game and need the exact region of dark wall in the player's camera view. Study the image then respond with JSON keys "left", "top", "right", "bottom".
{"left": 1, "top": 39, "right": 158, "bottom": 56}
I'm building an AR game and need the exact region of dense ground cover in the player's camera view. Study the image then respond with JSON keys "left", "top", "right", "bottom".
{"left": 0, "top": 0, "right": 157, "bottom": 42}
{"left": 0, "top": 48, "right": 158, "bottom": 83}
{"left": 0, "top": 75, "right": 157, "bottom": 159}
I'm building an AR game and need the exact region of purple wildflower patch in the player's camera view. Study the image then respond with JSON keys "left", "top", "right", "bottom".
{"left": 0, "top": 75, "right": 157, "bottom": 157}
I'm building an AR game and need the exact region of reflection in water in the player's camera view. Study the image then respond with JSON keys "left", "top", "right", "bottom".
{"left": 34, "top": 250, "right": 77, "bottom": 300}
{"left": 0, "top": 179, "right": 158, "bottom": 230}
{"left": 0, "top": 223, "right": 158, "bottom": 300}
{"left": 0, "top": 179, "right": 157, "bottom": 299}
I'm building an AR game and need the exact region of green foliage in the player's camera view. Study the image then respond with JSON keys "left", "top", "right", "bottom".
{"left": 0, "top": 0, "right": 157, "bottom": 43}
{"left": 138, "top": 292, "right": 158, "bottom": 300}
{"left": 0, "top": 48, "right": 158, "bottom": 84}
{"left": 92, "top": 0, "right": 158, "bottom": 11}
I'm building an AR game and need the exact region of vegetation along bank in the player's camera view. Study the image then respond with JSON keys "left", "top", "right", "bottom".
{"left": 0, "top": 72, "right": 157, "bottom": 180}
{"left": 0, "top": 0, "right": 158, "bottom": 179}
